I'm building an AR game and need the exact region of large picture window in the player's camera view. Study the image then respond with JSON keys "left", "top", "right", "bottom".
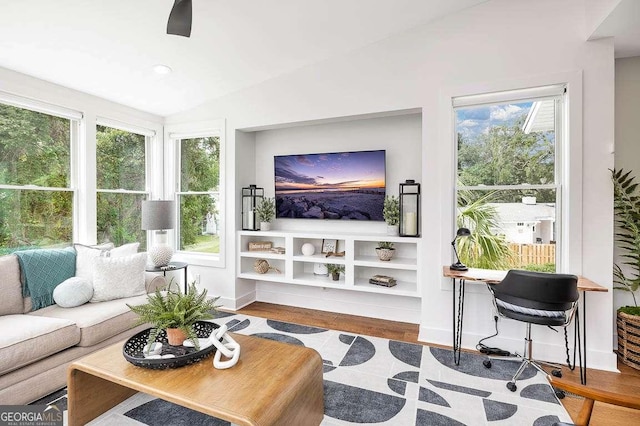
{"left": 96, "top": 123, "right": 150, "bottom": 249}
{"left": 0, "top": 98, "right": 78, "bottom": 254}
{"left": 177, "top": 136, "right": 221, "bottom": 255}
{"left": 454, "top": 85, "right": 565, "bottom": 272}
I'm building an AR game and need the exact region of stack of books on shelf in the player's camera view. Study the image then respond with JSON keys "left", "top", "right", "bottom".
{"left": 369, "top": 274, "right": 397, "bottom": 287}
{"left": 270, "top": 247, "right": 286, "bottom": 254}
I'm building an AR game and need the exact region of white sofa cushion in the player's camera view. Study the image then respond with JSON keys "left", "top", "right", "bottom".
{"left": 90, "top": 252, "right": 147, "bottom": 302}
{"left": 0, "top": 315, "right": 80, "bottom": 375}
{"left": 53, "top": 277, "right": 94, "bottom": 308}
{"left": 29, "top": 293, "right": 150, "bottom": 347}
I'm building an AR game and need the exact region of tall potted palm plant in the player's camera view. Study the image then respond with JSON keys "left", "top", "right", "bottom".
{"left": 611, "top": 168, "right": 640, "bottom": 370}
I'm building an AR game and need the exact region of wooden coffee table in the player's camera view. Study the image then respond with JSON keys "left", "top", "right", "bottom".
{"left": 67, "top": 333, "right": 324, "bottom": 426}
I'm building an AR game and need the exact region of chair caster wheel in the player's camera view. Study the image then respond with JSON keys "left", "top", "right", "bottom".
{"left": 555, "top": 389, "right": 566, "bottom": 399}
{"left": 483, "top": 360, "right": 492, "bottom": 369}
{"left": 507, "top": 382, "right": 517, "bottom": 392}
{"left": 552, "top": 369, "right": 562, "bottom": 378}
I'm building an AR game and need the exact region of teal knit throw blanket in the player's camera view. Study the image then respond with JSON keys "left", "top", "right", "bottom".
{"left": 15, "top": 247, "right": 76, "bottom": 310}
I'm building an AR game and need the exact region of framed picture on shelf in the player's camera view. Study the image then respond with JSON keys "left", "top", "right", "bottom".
{"left": 321, "top": 239, "right": 338, "bottom": 254}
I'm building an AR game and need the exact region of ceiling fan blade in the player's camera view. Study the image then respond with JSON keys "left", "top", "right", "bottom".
{"left": 167, "top": 0, "right": 192, "bottom": 37}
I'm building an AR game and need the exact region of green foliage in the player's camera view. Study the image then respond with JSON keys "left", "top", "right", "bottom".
{"left": 611, "top": 168, "right": 640, "bottom": 307}
{"left": 457, "top": 116, "right": 555, "bottom": 203}
{"left": 521, "top": 263, "right": 556, "bottom": 273}
{"left": 127, "top": 282, "right": 220, "bottom": 349}
{"left": 377, "top": 241, "right": 395, "bottom": 250}
{"left": 456, "top": 189, "right": 513, "bottom": 270}
{"left": 179, "top": 137, "right": 220, "bottom": 250}
{"left": 618, "top": 306, "right": 640, "bottom": 316}
{"left": 383, "top": 196, "right": 399, "bottom": 225}
{"left": 326, "top": 264, "right": 345, "bottom": 274}
{"left": 255, "top": 197, "right": 275, "bottom": 223}
{"left": 0, "top": 103, "right": 73, "bottom": 248}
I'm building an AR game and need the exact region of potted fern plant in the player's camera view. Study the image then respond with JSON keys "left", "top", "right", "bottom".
{"left": 255, "top": 197, "right": 276, "bottom": 231}
{"left": 376, "top": 241, "right": 395, "bottom": 261}
{"left": 383, "top": 196, "right": 400, "bottom": 235}
{"left": 326, "top": 263, "right": 345, "bottom": 281}
{"left": 128, "top": 282, "right": 220, "bottom": 349}
{"left": 611, "top": 168, "right": 640, "bottom": 370}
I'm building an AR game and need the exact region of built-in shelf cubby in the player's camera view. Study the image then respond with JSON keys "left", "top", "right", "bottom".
{"left": 237, "top": 230, "right": 421, "bottom": 298}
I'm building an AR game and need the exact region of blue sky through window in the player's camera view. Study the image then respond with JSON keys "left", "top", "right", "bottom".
{"left": 456, "top": 101, "right": 533, "bottom": 141}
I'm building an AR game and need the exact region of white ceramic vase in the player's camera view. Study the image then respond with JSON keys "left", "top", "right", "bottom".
{"left": 260, "top": 221, "right": 271, "bottom": 231}
{"left": 387, "top": 224, "right": 399, "bottom": 236}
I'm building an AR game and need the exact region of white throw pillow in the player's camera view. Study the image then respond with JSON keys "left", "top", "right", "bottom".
{"left": 74, "top": 243, "right": 114, "bottom": 281}
{"left": 90, "top": 252, "right": 147, "bottom": 302}
{"left": 53, "top": 277, "right": 94, "bottom": 308}
{"left": 110, "top": 242, "right": 140, "bottom": 257}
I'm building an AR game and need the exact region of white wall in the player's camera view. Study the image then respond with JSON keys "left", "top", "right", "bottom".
{"left": 166, "top": 0, "right": 617, "bottom": 370}
{"left": 614, "top": 56, "right": 640, "bottom": 310}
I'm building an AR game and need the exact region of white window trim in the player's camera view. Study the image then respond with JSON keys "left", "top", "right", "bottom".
{"left": 442, "top": 74, "right": 582, "bottom": 275}
{"left": 453, "top": 88, "right": 565, "bottom": 269}
{"left": 164, "top": 119, "right": 226, "bottom": 269}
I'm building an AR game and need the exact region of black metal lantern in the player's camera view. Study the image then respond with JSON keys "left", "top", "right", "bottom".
{"left": 242, "top": 185, "right": 263, "bottom": 231}
{"left": 399, "top": 179, "right": 420, "bottom": 237}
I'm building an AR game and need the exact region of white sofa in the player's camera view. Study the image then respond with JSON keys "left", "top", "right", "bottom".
{"left": 0, "top": 253, "right": 166, "bottom": 404}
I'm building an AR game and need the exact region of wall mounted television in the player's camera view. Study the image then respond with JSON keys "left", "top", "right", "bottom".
{"left": 274, "top": 150, "right": 386, "bottom": 220}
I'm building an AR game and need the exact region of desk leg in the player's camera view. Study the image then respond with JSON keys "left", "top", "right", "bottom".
{"left": 582, "top": 294, "right": 587, "bottom": 384}
{"left": 452, "top": 278, "right": 466, "bottom": 365}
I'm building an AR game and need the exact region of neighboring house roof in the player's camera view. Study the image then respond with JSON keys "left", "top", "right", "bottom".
{"left": 523, "top": 99, "right": 555, "bottom": 134}
{"left": 490, "top": 202, "right": 556, "bottom": 224}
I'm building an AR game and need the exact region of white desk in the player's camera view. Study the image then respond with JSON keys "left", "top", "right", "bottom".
{"left": 443, "top": 266, "right": 608, "bottom": 384}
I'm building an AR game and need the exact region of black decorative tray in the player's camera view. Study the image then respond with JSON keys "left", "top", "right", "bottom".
{"left": 123, "top": 321, "right": 220, "bottom": 370}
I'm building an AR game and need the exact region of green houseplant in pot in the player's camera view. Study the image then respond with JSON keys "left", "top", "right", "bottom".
{"left": 383, "top": 196, "right": 400, "bottom": 235}
{"left": 611, "top": 168, "right": 640, "bottom": 370}
{"left": 376, "top": 241, "right": 395, "bottom": 261}
{"left": 255, "top": 197, "right": 276, "bottom": 231}
{"left": 128, "top": 282, "right": 220, "bottom": 349}
{"left": 326, "top": 263, "right": 345, "bottom": 281}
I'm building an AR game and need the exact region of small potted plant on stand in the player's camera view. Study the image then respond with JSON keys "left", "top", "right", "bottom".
{"left": 612, "top": 168, "right": 640, "bottom": 370}
{"left": 376, "top": 241, "right": 395, "bottom": 261}
{"left": 255, "top": 197, "right": 275, "bottom": 231}
{"left": 383, "top": 195, "right": 400, "bottom": 235}
{"left": 127, "top": 282, "right": 220, "bottom": 349}
{"left": 326, "top": 264, "right": 345, "bottom": 281}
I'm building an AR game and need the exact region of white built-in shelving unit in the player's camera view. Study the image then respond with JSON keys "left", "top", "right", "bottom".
{"left": 237, "top": 230, "right": 422, "bottom": 298}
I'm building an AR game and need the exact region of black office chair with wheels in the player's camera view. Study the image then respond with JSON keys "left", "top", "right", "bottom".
{"left": 483, "top": 269, "right": 579, "bottom": 392}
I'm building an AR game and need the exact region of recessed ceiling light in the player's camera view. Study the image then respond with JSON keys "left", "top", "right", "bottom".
{"left": 153, "top": 64, "right": 172, "bottom": 75}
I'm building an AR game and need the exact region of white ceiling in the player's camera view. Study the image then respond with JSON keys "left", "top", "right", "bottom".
{"left": 0, "top": 0, "right": 488, "bottom": 116}
{"left": 588, "top": 0, "right": 640, "bottom": 59}
{"left": 1, "top": 1, "right": 638, "bottom": 117}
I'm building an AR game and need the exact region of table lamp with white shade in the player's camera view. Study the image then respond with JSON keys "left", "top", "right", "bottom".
{"left": 142, "top": 200, "right": 176, "bottom": 267}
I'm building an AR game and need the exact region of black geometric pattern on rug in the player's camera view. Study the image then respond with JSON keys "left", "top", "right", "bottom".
{"left": 266, "top": 319, "right": 328, "bottom": 334}
{"left": 125, "top": 398, "right": 231, "bottom": 426}
{"left": 339, "top": 336, "right": 375, "bottom": 366}
{"left": 250, "top": 332, "right": 304, "bottom": 346}
{"left": 324, "top": 380, "right": 405, "bottom": 423}
{"left": 418, "top": 387, "right": 450, "bottom": 407}
{"left": 393, "top": 370, "right": 419, "bottom": 383}
{"left": 483, "top": 398, "right": 518, "bottom": 421}
{"left": 533, "top": 415, "right": 563, "bottom": 426}
{"left": 386, "top": 378, "right": 407, "bottom": 396}
{"left": 521, "top": 383, "right": 561, "bottom": 404}
{"left": 389, "top": 340, "right": 422, "bottom": 368}
{"left": 427, "top": 379, "right": 492, "bottom": 397}
{"left": 416, "top": 408, "right": 466, "bottom": 426}
{"left": 430, "top": 346, "right": 537, "bottom": 380}
{"left": 32, "top": 313, "right": 570, "bottom": 425}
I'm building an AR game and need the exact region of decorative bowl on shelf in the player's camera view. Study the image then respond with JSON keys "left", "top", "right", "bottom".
{"left": 123, "top": 321, "right": 220, "bottom": 370}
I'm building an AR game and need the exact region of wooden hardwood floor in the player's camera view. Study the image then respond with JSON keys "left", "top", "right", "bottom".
{"left": 236, "top": 302, "right": 640, "bottom": 426}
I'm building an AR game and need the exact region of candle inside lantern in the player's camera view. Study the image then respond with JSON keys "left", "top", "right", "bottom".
{"left": 404, "top": 212, "right": 417, "bottom": 236}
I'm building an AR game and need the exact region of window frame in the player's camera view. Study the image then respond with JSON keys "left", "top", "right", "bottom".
{"left": 453, "top": 85, "right": 566, "bottom": 271}
{"left": 0, "top": 92, "right": 81, "bottom": 247}
{"left": 165, "top": 120, "right": 226, "bottom": 268}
